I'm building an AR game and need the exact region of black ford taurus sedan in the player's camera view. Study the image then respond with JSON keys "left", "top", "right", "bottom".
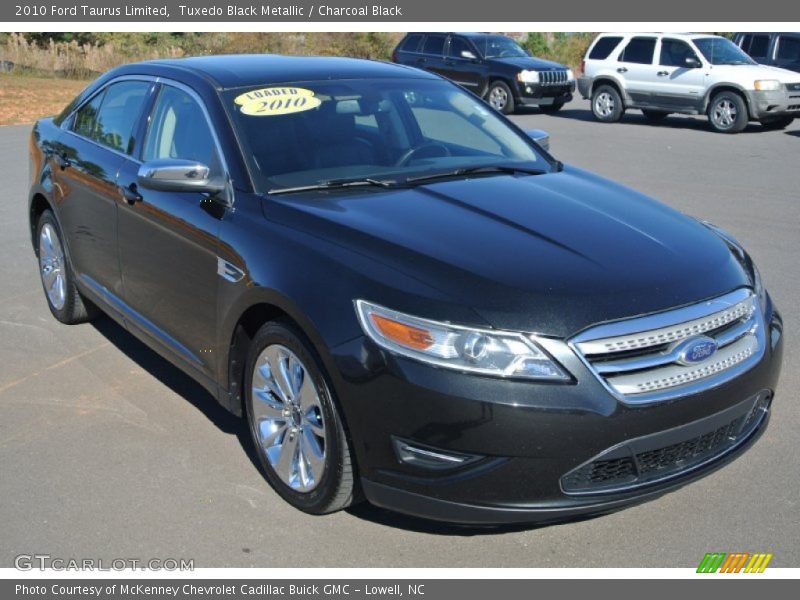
{"left": 28, "top": 55, "right": 783, "bottom": 524}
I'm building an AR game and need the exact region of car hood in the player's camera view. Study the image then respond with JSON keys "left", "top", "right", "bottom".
{"left": 265, "top": 166, "right": 749, "bottom": 337}
{"left": 489, "top": 56, "right": 567, "bottom": 71}
{"left": 711, "top": 63, "right": 800, "bottom": 83}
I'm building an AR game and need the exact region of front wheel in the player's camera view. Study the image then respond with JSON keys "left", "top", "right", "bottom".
{"left": 485, "top": 81, "right": 515, "bottom": 114}
{"left": 760, "top": 116, "right": 794, "bottom": 130}
{"left": 591, "top": 85, "right": 625, "bottom": 122}
{"left": 707, "top": 91, "right": 748, "bottom": 133}
{"left": 244, "top": 321, "right": 358, "bottom": 514}
{"left": 539, "top": 102, "right": 564, "bottom": 114}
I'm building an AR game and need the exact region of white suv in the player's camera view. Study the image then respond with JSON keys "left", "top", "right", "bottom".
{"left": 578, "top": 33, "right": 800, "bottom": 133}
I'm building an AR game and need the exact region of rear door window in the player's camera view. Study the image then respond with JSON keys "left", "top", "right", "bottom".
{"left": 401, "top": 34, "right": 423, "bottom": 52}
{"left": 777, "top": 35, "right": 800, "bottom": 61}
{"left": 619, "top": 37, "right": 657, "bottom": 64}
{"left": 589, "top": 36, "right": 623, "bottom": 60}
{"left": 90, "top": 81, "right": 152, "bottom": 154}
{"left": 422, "top": 35, "right": 446, "bottom": 57}
{"left": 740, "top": 34, "right": 770, "bottom": 60}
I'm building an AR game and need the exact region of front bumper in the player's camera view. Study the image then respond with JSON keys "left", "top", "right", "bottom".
{"left": 746, "top": 87, "right": 800, "bottom": 120}
{"left": 515, "top": 80, "right": 576, "bottom": 106}
{"left": 330, "top": 301, "right": 783, "bottom": 525}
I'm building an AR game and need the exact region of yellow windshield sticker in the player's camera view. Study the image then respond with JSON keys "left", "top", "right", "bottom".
{"left": 234, "top": 87, "right": 322, "bottom": 116}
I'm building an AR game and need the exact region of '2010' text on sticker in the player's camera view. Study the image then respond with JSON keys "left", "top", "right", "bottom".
{"left": 234, "top": 87, "right": 322, "bottom": 116}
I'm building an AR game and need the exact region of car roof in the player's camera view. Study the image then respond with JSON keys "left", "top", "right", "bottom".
{"left": 596, "top": 32, "right": 724, "bottom": 41}
{"left": 114, "top": 54, "right": 438, "bottom": 89}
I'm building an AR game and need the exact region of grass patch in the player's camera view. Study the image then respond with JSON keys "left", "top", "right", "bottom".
{"left": 0, "top": 73, "right": 89, "bottom": 126}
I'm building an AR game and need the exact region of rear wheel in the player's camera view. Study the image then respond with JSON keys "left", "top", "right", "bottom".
{"left": 36, "top": 210, "right": 96, "bottom": 324}
{"left": 485, "top": 81, "right": 515, "bottom": 114}
{"left": 539, "top": 102, "right": 564, "bottom": 114}
{"left": 244, "top": 321, "right": 358, "bottom": 514}
{"left": 642, "top": 109, "right": 670, "bottom": 121}
{"left": 591, "top": 84, "right": 625, "bottom": 123}
{"left": 760, "top": 116, "right": 794, "bottom": 130}
{"left": 707, "top": 91, "right": 748, "bottom": 133}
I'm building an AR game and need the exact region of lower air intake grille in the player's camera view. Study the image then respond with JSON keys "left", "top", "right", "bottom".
{"left": 561, "top": 392, "right": 771, "bottom": 495}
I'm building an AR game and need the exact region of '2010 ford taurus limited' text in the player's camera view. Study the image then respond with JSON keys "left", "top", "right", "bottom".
{"left": 28, "top": 55, "right": 783, "bottom": 524}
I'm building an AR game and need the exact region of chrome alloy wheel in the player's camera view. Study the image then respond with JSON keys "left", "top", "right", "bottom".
{"left": 594, "top": 91, "right": 615, "bottom": 117}
{"left": 711, "top": 98, "right": 738, "bottom": 129}
{"left": 39, "top": 223, "right": 66, "bottom": 310}
{"left": 250, "top": 344, "right": 326, "bottom": 492}
{"left": 488, "top": 85, "right": 509, "bottom": 111}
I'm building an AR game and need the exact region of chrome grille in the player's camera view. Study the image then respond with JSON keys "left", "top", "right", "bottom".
{"left": 538, "top": 70, "right": 569, "bottom": 85}
{"left": 570, "top": 289, "right": 763, "bottom": 404}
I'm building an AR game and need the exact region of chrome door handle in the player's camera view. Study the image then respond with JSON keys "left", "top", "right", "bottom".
{"left": 120, "top": 183, "right": 143, "bottom": 205}
{"left": 616, "top": 67, "right": 628, "bottom": 73}
{"left": 657, "top": 71, "right": 670, "bottom": 76}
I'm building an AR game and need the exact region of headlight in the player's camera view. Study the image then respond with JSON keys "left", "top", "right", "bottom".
{"left": 355, "top": 300, "right": 569, "bottom": 381}
{"left": 752, "top": 261, "right": 767, "bottom": 309}
{"left": 754, "top": 79, "right": 781, "bottom": 91}
{"left": 566, "top": 69, "right": 575, "bottom": 81}
{"left": 517, "top": 70, "right": 539, "bottom": 84}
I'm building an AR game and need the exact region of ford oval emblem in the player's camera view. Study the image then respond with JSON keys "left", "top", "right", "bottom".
{"left": 677, "top": 336, "right": 718, "bottom": 366}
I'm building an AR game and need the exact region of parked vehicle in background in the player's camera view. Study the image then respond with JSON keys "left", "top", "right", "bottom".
{"left": 733, "top": 32, "right": 800, "bottom": 73}
{"left": 578, "top": 33, "right": 800, "bottom": 132}
{"left": 392, "top": 32, "right": 575, "bottom": 114}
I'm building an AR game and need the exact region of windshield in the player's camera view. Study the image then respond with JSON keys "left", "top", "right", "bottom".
{"left": 693, "top": 37, "right": 757, "bottom": 65}
{"left": 479, "top": 36, "right": 529, "bottom": 59}
{"left": 225, "top": 79, "right": 550, "bottom": 192}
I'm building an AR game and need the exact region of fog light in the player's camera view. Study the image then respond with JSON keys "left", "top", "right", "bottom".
{"left": 392, "top": 437, "right": 482, "bottom": 470}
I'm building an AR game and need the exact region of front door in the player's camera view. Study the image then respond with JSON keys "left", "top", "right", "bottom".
{"left": 116, "top": 83, "right": 227, "bottom": 378}
{"left": 650, "top": 38, "right": 706, "bottom": 111}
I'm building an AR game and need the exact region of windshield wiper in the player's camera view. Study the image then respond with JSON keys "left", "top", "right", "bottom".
{"left": 268, "top": 177, "right": 399, "bottom": 195}
{"left": 405, "top": 164, "right": 550, "bottom": 185}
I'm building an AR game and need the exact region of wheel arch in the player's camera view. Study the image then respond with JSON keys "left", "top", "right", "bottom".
{"left": 221, "top": 292, "right": 339, "bottom": 419}
{"left": 591, "top": 76, "right": 627, "bottom": 104}
{"left": 703, "top": 84, "right": 752, "bottom": 118}
{"left": 29, "top": 193, "right": 53, "bottom": 254}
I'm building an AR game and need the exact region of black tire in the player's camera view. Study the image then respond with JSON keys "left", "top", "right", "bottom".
{"left": 642, "top": 109, "right": 670, "bottom": 121}
{"left": 484, "top": 81, "right": 515, "bottom": 114}
{"left": 591, "top": 84, "right": 625, "bottom": 123}
{"left": 539, "top": 102, "right": 565, "bottom": 114}
{"left": 760, "top": 116, "right": 794, "bottom": 130}
{"left": 707, "top": 91, "right": 748, "bottom": 133}
{"left": 244, "top": 320, "right": 358, "bottom": 514}
{"left": 35, "top": 210, "right": 97, "bottom": 325}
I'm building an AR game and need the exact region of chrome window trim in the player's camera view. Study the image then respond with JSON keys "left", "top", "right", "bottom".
{"left": 60, "top": 74, "right": 158, "bottom": 161}
{"left": 60, "top": 74, "right": 233, "bottom": 204}
{"left": 569, "top": 288, "right": 766, "bottom": 405}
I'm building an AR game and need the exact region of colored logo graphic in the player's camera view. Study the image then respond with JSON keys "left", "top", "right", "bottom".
{"left": 697, "top": 552, "right": 773, "bottom": 573}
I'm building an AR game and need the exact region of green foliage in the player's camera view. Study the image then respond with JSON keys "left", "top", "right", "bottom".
{"left": 521, "top": 32, "right": 596, "bottom": 71}
{"left": 522, "top": 33, "right": 551, "bottom": 58}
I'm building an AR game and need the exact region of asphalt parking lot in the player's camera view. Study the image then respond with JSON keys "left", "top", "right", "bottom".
{"left": 1, "top": 98, "right": 798, "bottom": 568}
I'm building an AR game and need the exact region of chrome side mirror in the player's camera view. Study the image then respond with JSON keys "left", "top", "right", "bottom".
{"left": 524, "top": 128, "right": 550, "bottom": 152}
{"left": 137, "top": 159, "right": 224, "bottom": 194}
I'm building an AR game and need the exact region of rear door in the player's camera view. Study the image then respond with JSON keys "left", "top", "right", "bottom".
{"left": 417, "top": 34, "right": 449, "bottom": 77}
{"left": 614, "top": 36, "right": 659, "bottom": 105}
{"left": 773, "top": 34, "right": 800, "bottom": 73}
{"left": 650, "top": 38, "right": 706, "bottom": 111}
{"left": 53, "top": 79, "right": 153, "bottom": 297}
{"left": 115, "top": 82, "right": 227, "bottom": 378}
